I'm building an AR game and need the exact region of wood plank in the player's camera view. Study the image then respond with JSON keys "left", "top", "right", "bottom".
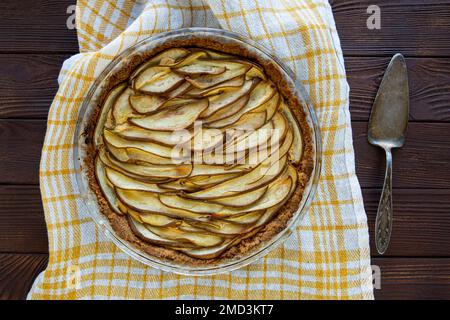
{"left": 1, "top": 55, "right": 449, "bottom": 121}
{"left": 0, "top": 253, "right": 48, "bottom": 300}
{"left": 352, "top": 122, "right": 450, "bottom": 189}
{"left": 0, "top": 120, "right": 449, "bottom": 187}
{"left": 0, "top": 0, "right": 450, "bottom": 57}
{"left": 0, "top": 0, "right": 78, "bottom": 53}
{"left": 0, "top": 120, "right": 45, "bottom": 185}
{"left": 1, "top": 186, "right": 449, "bottom": 256}
{"left": 347, "top": 57, "right": 450, "bottom": 122}
{"left": 0, "top": 54, "right": 68, "bottom": 118}
{"left": 364, "top": 189, "right": 450, "bottom": 257}
{"left": 331, "top": 0, "right": 450, "bottom": 57}
{"left": 0, "top": 185, "right": 47, "bottom": 253}
{"left": 372, "top": 258, "right": 450, "bottom": 300}
{"left": 1, "top": 254, "right": 448, "bottom": 299}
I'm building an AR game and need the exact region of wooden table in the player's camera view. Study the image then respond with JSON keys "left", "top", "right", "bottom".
{"left": 0, "top": 0, "right": 449, "bottom": 300}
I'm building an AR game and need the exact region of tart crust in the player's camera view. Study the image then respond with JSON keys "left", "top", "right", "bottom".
{"left": 82, "top": 37, "right": 314, "bottom": 266}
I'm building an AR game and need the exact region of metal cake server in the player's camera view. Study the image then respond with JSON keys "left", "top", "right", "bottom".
{"left": 368, "top": 53, "right": 409, "bottom": 255}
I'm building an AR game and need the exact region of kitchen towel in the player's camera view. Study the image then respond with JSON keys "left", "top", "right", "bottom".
{"left": 28, "top": 0, "right": 373, "bottom": 299}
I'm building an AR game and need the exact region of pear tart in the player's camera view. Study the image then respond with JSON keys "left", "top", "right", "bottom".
{"left": 87, "top": 45, "right": 314, "bottom": 264}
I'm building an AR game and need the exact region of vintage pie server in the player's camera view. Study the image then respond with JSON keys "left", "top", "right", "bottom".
{"left": 368, "top": 53, "right": 409, "bottom": 254}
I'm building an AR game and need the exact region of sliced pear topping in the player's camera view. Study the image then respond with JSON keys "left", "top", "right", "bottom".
{"left": 128, "top": 216, "right": 192, "bottom": 246}
{"left": 137, "top": 72, "right": 185, "bottom": 94}
{"left": 129, "top": 94, "right": 166, "bottom": 114}
{"left": 130, "top": 48, "right": 189, "bottom": 80}
{"left": 114, "top": 123, "right": 193, "bottom": 146}
{"left": 281, "top": 102, "right": 303, "bottom": 163}
{"left": 130, "top": 98, "right": 208, "bottom": 131}
{"left": 251, "top": 91, "right": 280, "bottom": 119}
{"left": 133, "top": 66, "right": 171, "bottom": 90}
{"left": 146, "top": 225, "right": 223, "bottom": 247}
{"left": 105, "top": 167, "right": 171, "bottom": 193}
{"left": 223, "top": 210, "right": 265, "bottom": 225}
{"left": 224, "top": 121, "right": 273, "bottom": 154}
{"left": 95, "top": 155, "right": 121, "bottom": 214}
{"left": 94, "top": 83, "right": 127, "bottom": 147}
{"left": 203, "top": 49, "right": 235, "bottom": 60}
{"left": 138, "top": 212, "right": 180, "bottom": 227}
{"left": 104, "top": 130, "right": 185, "bottom": 159}
{"left": 165, "top": 81, "right": 191, "bottom": 99}
{"left": 246, "top": 65, "right": 267, "bottom": 81}
{"left": 113, "top": 88, "right": 138, "bottom": 125}
{"left": 160, "top": 51, "right": 207, "bottom": 68}
{"left": 117, "top": 188, "right": 211, "bottom": 222}
{"left": 225, "top": 111, "right": 267, "bottom": 131}
{"left": 202, "top": 95, "right": 248, "bottom": 124}
{"left": 201, "top": 80, "right": 253, "bottom": 118}
{"left": 158, "top": 180, "right": 200, "bottom": 192}
{"left": 186, "top": 173, "right": 240, "bottom": 187}
{"left": 190, "top": 128, "right": 223, "bottom": 152}
{"left": 211, "top": 185, "right": 268, "bottom": 207}
{"left": 159, "top": 194, "right": 241, "bottom": 215}
{"left": 186, "top": 63, "right": 251, "bottom": 89}
{"left": 186, "top": 76, "right": 245, "bottom": 97}
{"left": 176, "top": 61, "right": 226, "bottom": 75}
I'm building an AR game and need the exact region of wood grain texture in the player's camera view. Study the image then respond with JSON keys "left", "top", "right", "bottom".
{"left": 1, "top": 55, "right": 449, "bottom": 121}
{"left": 0, "top": 253, "right": 48, "bottom": 300}
{"left": 331, "top": 0, "right": 450, "bottom": 57}
{"left": 1, "top": 120, "right": 448, "bottom": 188}
{"left": 1, "top": 254, "right": 449, "bottom": 299}
{"left": 0, "top": 54, "right": 68, "bottom": 118}
{"left": 0, "top": 0, "right": 78, "bottom": 53}
{"left": 347, "top": 57, "right": 450, "bottom": 122}
{"left": 0, "top": 185, "right": 47, "bottom": 253}
{"left": 1, "top": 0, "right": 450, "bottom": 57}
{"left": 0, "top": 120, "right": 45, "bottom": 185}
{"left": 372, "top": 258, "right": 450, "bottom": 300}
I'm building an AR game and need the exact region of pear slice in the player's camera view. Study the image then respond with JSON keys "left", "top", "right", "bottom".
{"left": 190, "top": 128, "right": 223, "bottom": 152}
{"left": 146, "top": 225, "right": 223, "bottom": 247}
{"left": 184, "top": 219, "right": 249, "bottom": 236}
{"left": 186, "top": 63, "right": 251, "bottom": 89}
{"left": 114, "top": 123, "right": 193, "bottom": 146}
{"left": 159, "top": 51, "right": 207, "bottom": 68}
{"left": 176, "top": 61, "right": 226, "bottom": 75}
{"left": 105, "top": 167, "right": 172, "bottom": 193}
{"left": 186, "top": 173, "right": 240, "bottom": 187}
{"left": 210, "top": 185, "right": 268, "bottom": 207}
{"left": 189, "top": 163, "right": 252, "bottom": 177}
{"left": 129, "top": 94, "right": 166, "bottom": 114}
{"left": 95, "top": 155, "right": 121, "bottom": 214}
{"left": 281, "top": 102, "right": 303, "bottom": 164}
{"left": 158, "top": 180, "right": 200, "bottom": 192}
{"left": 130, "top": 98, "right": 208, "bottom": 131}
{"left": 224, "top": 121, "right": 273, "bottom": 154}
{"left": 137, "top": 72, "right": 185, "bottom": 94}
{"left": 222, "top": 111, "right": 267, "bottom": 131}
{"left": 133, "top": 66, "right": 171, "bottom": 90}
{"left": 223, "top": 210, "right": 265, "bottom": 225}
{"left": 130, "top": 48, "right": 189, "bottom": 80}
{"left": 164, "top": 81, "right": 191, "bottom": 99}
{"left": 211, "top": 169, "right": 293, "bottom": 218}
{"left": 104, "top": 130, "right": 186, "bottom": 160}
{"left": 116, "top": 188, "right": 211, "bottom": 222}
{"left": 206, "top": 81, "right": 275, "bottom": 128}
{"left": 135, "top": 211, "right": 180, "bottom": 227}
{"left": 250, "top": 92, "right": 280, "bottom": 120}
{"left": 159, "top": 194, "right": 241, "bottom": 215}
{"left": 94, "top": 83, "right": 127, "bottom": 147}
{"left": 200, "top": 80, "right": 253, "bottom": 118}
{"left": 180, "top": 227, "right": 261, "bottom": 259}
{"left": 112, "top": 88, "right": 139, "bottom": 126}
{"left": 246, "top": 65, "right": 267, "bottom": 81}
{"left": 186, "top": 76, "right": 245, "bottom": 97}
{"left": 105, "top": 150, "right": 192, "bottom": 179}
{"left": 203, "top": 49, "right": 235, "bottom": 60}
{"left": 128, "top": 216, "right": 193, "bottom": 246}
{"left": 202, "top": 94, "right": 248, "bottom": 124}
{"left": 186, "top": 152, "right": 288, "bottom": 200}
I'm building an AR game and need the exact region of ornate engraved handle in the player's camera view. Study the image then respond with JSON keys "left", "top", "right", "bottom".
{"left": 375, "top": 148, "right": 393, "bottom": 254}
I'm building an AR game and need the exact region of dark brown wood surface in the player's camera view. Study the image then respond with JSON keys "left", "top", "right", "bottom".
{"left": 0, "top": 0, "right": 449, "bottom": 300}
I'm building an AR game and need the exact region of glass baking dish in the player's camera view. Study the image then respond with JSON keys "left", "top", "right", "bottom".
{"left": 73, "top": 28, "right": 322, "bottom": 275}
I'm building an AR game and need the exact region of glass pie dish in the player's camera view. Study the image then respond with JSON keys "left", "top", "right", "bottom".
{"left": 74, "top": 28, "right": 321, "bottom": 275}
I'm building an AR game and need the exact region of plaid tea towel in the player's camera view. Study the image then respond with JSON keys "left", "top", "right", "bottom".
{"left": 28, "top": 0, "right": 373, "bottom": 299}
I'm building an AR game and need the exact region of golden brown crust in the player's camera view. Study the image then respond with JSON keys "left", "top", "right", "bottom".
{"left": 83, "top": 37, "right": 314, "bottom": 266}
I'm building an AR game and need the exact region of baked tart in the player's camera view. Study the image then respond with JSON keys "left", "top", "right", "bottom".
{"left": 79, "top": 30, "right": 317, "bottom": 269}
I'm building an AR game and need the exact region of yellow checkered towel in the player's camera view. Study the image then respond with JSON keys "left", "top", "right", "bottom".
{"left": 29, "top": 0, "right": 373, "bottom": 299}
